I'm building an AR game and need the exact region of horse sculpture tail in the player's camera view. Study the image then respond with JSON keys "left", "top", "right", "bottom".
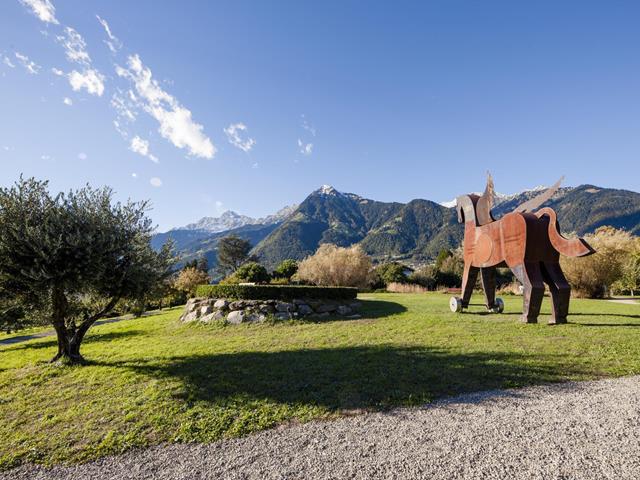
{"left": 535, "top": 207, "right": 595, "bottom": 258}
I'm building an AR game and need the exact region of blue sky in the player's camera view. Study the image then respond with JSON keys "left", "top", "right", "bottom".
{"left": 1, "top": 1, "right": 639, "bottom": 231}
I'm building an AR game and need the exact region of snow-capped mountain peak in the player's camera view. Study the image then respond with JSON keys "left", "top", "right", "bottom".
{"left": 177, "top": 205, "right": 298, "bottom": 232}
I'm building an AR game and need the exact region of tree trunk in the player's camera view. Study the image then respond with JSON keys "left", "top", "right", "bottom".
{"left": 49, "top": 291, "right": 120, "bottom": 364}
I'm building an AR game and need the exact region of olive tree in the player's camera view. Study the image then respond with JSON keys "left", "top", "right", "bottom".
{"left": 0, "top": 177, "right": 173, "bottom": 363}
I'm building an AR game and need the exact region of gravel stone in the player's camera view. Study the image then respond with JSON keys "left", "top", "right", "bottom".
{"left": 5, "top": 376, "right": 640, "bottom": 480}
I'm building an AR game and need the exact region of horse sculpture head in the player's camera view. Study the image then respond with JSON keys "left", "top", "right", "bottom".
{"left": 455, "top": 173, "right": 496, "bottom": 226}
{"left": 455, "top": 173, "right": 564, "bottom": 225}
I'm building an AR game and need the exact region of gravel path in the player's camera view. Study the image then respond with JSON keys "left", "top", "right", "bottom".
{"left": 5, "top": 376, "right": 640, "bottom": 480}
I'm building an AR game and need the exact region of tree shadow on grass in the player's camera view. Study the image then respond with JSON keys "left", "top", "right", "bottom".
{"left": 112, "top": 346, "right": 588, "bottom": 411}
{"left": 354, "top": 299, "right": 407, "bottom": 319}
{"left": 0, "top": 329, "right": 145, "bottom": 353}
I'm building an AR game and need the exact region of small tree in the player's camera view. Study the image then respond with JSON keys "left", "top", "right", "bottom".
{"left": 0, "top": 177, "right": 173, "bottom": 363}
{"left": 174, "top": 267, "right": 210, "bottom": 297}
{"left": 183, "top": 256, "right": 209, "bottom": 274}
{"left": 272, "top": 259, "right": 298, "bottom": 282}
{"left": 216, "top": 235, "right": 252, "bottom": 276}
{"left": 435, "top": 249, "right": 452, "bottom": 270}
{"left": 225, "top": 261, "right": 270, "bottom": 284}
{"left": 375, "top": 262, "right": 408, "bottom": 287}
{"left": 296, "top": 244, "right": 374, "bottom": 288}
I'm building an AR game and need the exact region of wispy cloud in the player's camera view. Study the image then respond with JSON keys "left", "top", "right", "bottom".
{"left": 96, "top": 15, "right": 122, "bottom": 54}
{"left": 149, "top": 177, "right": 162, "bottom": 187}
{"left": 56, "top": 27, "right": 91, "bottom": 65}
{"left": 68, "top": 69, "right": 105, "bottom": 96}
{"left": 51, "top": 67, "right": 64, "bottom": 76}
{"left": 224, "top": 123, "right": 256, "bottom": 153}
{"left": 2, "top": 56, "right": 16, "bottom": 69}
{"left": 19, "top": 0, "right": 59, "bottom": 25}
{"left": 14, "top": 52, "right": 41, "bottom": 74}
{"left": 116, "top": 54, "right": 215, "bottom": 159}
{"left": 129, "top": 135, "right": 159, "bottom": 163}
{"left": 63, "top": 96, "right": 72, "bottom": 105}
{"left": 297, "top": 138, "right": 313, "bottom": 156}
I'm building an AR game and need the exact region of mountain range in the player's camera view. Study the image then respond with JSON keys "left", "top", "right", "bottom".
{"left": 153, "top": 183, "right": 640, "bottom": 274}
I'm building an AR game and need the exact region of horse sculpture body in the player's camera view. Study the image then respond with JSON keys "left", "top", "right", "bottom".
{"left": 451, "top": 176, "right": 594, "bottom": 324}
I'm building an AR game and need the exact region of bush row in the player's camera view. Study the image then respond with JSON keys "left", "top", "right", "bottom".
{"left": 195, "top": 284, "right": 358, "bottom": 301}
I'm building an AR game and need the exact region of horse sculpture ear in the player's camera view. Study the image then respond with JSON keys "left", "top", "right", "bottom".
{"left": 475, "top": 172, "right": 496, "bottom": 226}
{"left": 456, "top": 195, "right": 476, "bottom": 224}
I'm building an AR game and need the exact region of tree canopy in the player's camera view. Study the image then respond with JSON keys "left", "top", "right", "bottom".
{"left": 216, "top": 235, "right": 252, "bottom": 276}
{"left": 0, "top": 177, "right": 173, "bottom": 363}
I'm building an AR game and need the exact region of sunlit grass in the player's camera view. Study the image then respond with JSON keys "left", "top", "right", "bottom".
{"left": 1, "top": 293, "right": 639, "bottom": 468}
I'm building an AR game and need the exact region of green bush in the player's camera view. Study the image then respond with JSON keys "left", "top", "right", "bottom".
{"left": 375, "top": 262, "right": 408, "bottom": 287}
{"left": 195, "top": 284, "right": 358, "bottom": 301}
{"left": 233, "top": 262, "right": 270, "bottom": 283}
{"left": 273, "top": 259, "right": 298, "bottom": 280}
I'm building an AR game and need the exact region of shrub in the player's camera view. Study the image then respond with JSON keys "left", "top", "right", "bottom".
{"left": 375, "top": 262, "right": 408, "bottom": 287}
{"left": 174, "top": 267, "right": 211, "bottom": 297}
{"left": 296, "top": 244, "right": 374, "bottom": 288}
{"left": 195, "top": 284, "right": 357, "bottom": 301}
{"left": 272, "top": 259, "right": 298, "bottom": 281}
{"left": 224, "top": 261, "right": 270, "bottom": 284}
{"left": 561, "top": 226, "right": 636, "bottom": 298}
{"left": 409, "top": 265, "right": 438, "bottom": 290}
{"left": 386, "top": 282, "right": 429, "bottom": 293}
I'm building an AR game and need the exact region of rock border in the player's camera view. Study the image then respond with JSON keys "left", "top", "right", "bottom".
{"left": 180, "top": 297, "right": 362, "bottom": 324}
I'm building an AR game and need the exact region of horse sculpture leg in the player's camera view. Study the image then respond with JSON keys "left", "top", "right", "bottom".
{"left": 480, "top": 267, "right": 497, "bottom": 309}
{"left": 511, "top": 262, "right": 545, "bottom": 323}
{"left": 541, "top": 262, "right": 571, "bottom": 324}
{"left": 461, "top": 264, "right": 479, "bottom": 308}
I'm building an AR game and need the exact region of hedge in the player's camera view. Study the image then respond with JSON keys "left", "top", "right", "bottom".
{"left": 195, "top": 284, "right": 358, "bottom": 301}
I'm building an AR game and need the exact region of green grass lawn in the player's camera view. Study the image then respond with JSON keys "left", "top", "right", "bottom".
{"left": 1, "top": 292, "right": 640, "bottom": 469}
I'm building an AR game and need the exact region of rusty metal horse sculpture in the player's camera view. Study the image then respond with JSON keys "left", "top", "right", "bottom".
{"left": 450, "top": 175, "right": 594, "bottom": 324}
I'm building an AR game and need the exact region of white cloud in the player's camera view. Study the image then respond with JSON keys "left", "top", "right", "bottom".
{"left": 223, "top": 123, "right": 256, "bottom": 153}
{"left": 297, "top": 138, "right": 313, "bottom": 156}
{"left": 129, "top": 135, "right": 159, "bottom": 163}
{"left": 252, "top": 162, "right": 259, "bottom": 169}
{"left": 3, "top": 56, "right": 15, "bottom": 68}
{"left": 215, "top": 200, "right": 224, "bottom": 214}
{"left": 150, "top": 177, "right": 162, "bottom": 187}
{"left": 68, "top": 69, "right": 105, "bottom": 96}
{"left": 19, "top": 0, "right": 59, "bottom": 24}
{"left": 56, "top": 27, "right": 91, "bottom": 65}
{"left": 63, "top": 97, "right": 73, "bottom": 105}
{"left": 14, "top": 52, "right": 41, "bottom": 74}
{"left": 116, "top": 54, "right": 215, "bottom": 159}
{"left": 40, "top": 154, "right": 52, "bottom": 160}
{"left": 131, "top": 172, "right": 138, "bottom": 178}
{"left": 96, "top": 15, "right": 122, "bottom": 54}
{"left": 77, "top": 152, "right": 87, "bottom": 160}
{"left": 51, "top": 67, "right": 64, "bottom": 76}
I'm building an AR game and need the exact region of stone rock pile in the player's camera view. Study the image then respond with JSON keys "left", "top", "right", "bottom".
{"left": 180, "top": 297, "right": 362, "bottom": 324}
